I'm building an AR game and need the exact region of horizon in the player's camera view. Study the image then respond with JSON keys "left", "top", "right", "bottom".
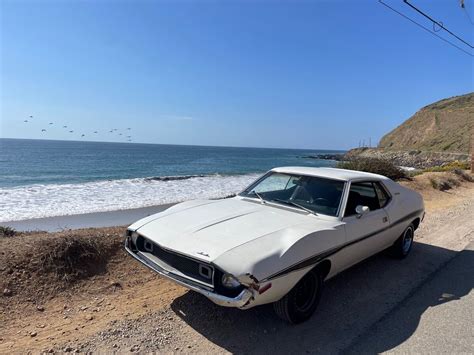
{"left": 1, "top": 1, "right": 473, "bottom": 149}
{"left": 0, "top": 136, "right": 347, "bottom": 152}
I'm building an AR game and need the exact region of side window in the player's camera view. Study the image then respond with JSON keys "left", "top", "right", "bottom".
{"left": 374, "top": 182, "right": 390, "bottom": 208}
{"left": 344, "top": 182, "right": 381, "bottom": 217}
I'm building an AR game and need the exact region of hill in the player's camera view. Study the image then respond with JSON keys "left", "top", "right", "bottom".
{"left": 378, "top": 93, "right": 473, "bottom": 153}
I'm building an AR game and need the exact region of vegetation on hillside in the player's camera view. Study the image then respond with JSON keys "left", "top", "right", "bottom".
{"left": 378, "top": 92, "right": 473, "bottom": 153}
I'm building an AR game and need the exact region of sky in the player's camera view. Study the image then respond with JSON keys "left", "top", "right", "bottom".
{"left": 1, "top": 0, "right": 473, "bottom": 150}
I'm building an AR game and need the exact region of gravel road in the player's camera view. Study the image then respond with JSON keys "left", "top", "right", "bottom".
{"left": 64, "top": 187, "right": 474, "bottom": 354}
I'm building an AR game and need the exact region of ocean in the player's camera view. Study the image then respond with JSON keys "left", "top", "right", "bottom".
{"left": 0, "top": 138, "right": 344, "bottom": 222}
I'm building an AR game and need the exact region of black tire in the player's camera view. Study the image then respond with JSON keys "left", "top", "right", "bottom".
{"left": 390, "top": 223, "right": 415, "bottom": 259}
{"left": 273, "top": 269, "right": 323, "bottom": 324}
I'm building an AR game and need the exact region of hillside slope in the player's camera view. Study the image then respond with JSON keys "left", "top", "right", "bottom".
{"left": 378, "top": 93, "right": 473, "bottom": 153}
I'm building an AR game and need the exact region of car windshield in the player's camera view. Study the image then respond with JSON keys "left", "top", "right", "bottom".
{"left": 239, "top": 172, "right": 345, "bottom": 217}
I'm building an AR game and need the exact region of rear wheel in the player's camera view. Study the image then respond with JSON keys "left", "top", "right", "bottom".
{"left": 390, "top": 223, "right": 415, "bottom": 258}
{"left": 273, "top": 269, "right": 323, "bottom": 324}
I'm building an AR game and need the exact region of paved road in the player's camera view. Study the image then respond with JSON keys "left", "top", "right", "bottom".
{"left": 347, "top": 242, "right": 474, "bottom": 353}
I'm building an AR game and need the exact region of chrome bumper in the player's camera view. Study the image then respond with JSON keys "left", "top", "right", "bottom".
{"left": 124, "top": 238, "right": 253, "bottom": 308}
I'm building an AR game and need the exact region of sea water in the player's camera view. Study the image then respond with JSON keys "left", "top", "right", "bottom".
{"left": 0, "top": 138, "right": 343, "bottom": 221}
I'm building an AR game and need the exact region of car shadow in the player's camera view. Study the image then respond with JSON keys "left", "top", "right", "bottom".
{"left": 170, "top": 242, "right": 473, "bottom": 354}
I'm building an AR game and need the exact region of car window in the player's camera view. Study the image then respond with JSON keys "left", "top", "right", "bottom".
{"left": 344, "top": 182, "right": 381, "bottom": 217}
{"left": 373, "top": 182, "right": 390, "bottom": 208}
{"left": 252, "top": 173, "right": 295, "bottom": 193}
{"left": 240, "top": 172, "right": 345, "bottom": 216}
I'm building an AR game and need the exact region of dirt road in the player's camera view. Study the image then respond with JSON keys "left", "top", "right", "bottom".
{"left": 1, "top": 177, "right": 473, "bottom": 353}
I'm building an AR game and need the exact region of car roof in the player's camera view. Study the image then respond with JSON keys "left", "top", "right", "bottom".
{"left": 271, "top": 166, "right": 389, "bottom": 182}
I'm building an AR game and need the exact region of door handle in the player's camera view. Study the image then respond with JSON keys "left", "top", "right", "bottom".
{"left": 382, "top": 217, "right": 388, "bottom": 223}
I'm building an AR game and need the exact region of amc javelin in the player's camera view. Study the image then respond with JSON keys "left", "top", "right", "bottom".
{"left": 125, "top": 167, "right": 424, "bottom": 323}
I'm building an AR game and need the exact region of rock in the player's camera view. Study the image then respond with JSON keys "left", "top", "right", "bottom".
{"left": 30, "top": 331, "right": 37, "bottom": 337}
{"left": 37, "top": 324, "right": 46, "bottom": 328}
{"left": 36, "top": 305, "right": 45, "bottom": 312}
{"left": 130, "top": 344, "right": 140, "bottom": 352}
{"left": 63, "top": 346, "right": 73, "bottom": 352}
{"left": 85, "top": 315, "right": 94, "bottom": 321}
{"left": 2, "top": 288, "right": 12, "bottom": 297}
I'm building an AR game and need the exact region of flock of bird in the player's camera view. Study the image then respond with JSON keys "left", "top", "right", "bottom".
{"left": 24, "top": 115, "right": 133, "bottom": 142}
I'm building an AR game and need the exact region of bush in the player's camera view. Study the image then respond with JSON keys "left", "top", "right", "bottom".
{"left": 0, "top": 226, "right": 17, "bottom": 237}
{"left": 40, "top": 236, "right": 110, "bottom": 282}
{"left": 429, "top": 176, "right": 461, "bottom": 191}
{"left": 423, "top": 160, "right": 470, "bottom": 172}
{"left": 337, "top": 157, "right": 407, "bottom": 180}
{"left": 453, "top": 169, "right": 474, "bottom": 182}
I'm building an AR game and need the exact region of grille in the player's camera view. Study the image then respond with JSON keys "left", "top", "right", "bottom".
{"left": 136, "top": 236, "right": 214, "bottom": 287}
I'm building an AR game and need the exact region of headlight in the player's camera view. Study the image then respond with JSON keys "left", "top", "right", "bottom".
{"left": 221, "top": 273, "right": 241, "bottom": 288}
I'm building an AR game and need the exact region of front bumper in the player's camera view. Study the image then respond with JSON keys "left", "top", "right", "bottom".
{"left": 124, "top": 237, "right": 253, "bottom": 308}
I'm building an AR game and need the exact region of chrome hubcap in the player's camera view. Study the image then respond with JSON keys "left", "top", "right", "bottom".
{"left": 402, "top": 227, "right": 413, "bottom": 254}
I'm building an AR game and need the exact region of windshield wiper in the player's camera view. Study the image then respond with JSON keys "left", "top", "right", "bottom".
{"left": 249, "top": 190, "right": 265, "bottom": 203}
{"left": 270, "top": 198, "right": 318, "bottom": 216}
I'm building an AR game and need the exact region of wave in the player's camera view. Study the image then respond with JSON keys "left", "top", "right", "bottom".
{"left": 0, "top": 173, "right": 261, "bottom": 222}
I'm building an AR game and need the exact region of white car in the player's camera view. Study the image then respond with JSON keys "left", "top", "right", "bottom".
{"left": 125, "top": 167, "right": 424, "bottom": 323}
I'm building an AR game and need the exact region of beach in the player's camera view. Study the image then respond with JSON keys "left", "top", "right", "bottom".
{"left": 2, "top": 204, "right": 174, "bottom": 232}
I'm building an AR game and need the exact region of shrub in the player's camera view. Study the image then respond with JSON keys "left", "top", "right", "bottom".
{"left": 40, "top": 236, "right": 110, "bottom": 282}
{"left": 423, "top": 160, "right": 470, "bottom": 172}
{"left": 0, "top": 226, "right": 17, "bottom": 237}
{"left": 453, "top": 169, "right": 474, "bottom": 182}
{"left": 429, "top": 176, "right": 461, "bottom": 191}
{"left": 337, "top": 157, "right": 407, "bottom": 180}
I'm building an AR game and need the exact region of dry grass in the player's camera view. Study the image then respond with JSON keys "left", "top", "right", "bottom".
{"left": 0, "top": 228, "right": 124, "bottom": 303}
{"left": 40, "top": 236, "right": 112, "bottom": 282}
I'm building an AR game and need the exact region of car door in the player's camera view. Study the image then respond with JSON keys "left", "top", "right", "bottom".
{"left": 338, "top": 181, "right": 391, "bottom": 270}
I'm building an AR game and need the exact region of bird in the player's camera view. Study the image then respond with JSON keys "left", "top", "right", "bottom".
{"left": 81, "top": 134, "right": 85, "bottom": 137}
{"left": 119, "top": 133, "right": 122, "bottom": 136}
{"left": 29, "top": 115, "right": 33, "bottom": 118}
{"left": 63, "top": 125, "right": 67, "bottom": 128}
{"left": 93, "top": 131, "right": 98, "bottom": 134}
{"left": 127, "top": 128, "right": 131, "bottom": 130}
{"left": 109, "top": 130, "right": 113, "bottom": 133}
{"left": 49, "top": 122, "right": 53, "bottom": 125}
{"left": 24, "top": 120, "right": 28, "bottom": 123}
{"left": 41, "top": 129, "right": 46, "bottom": 132}
{"left": 69, "top": 130, "right": 74, "bottom": 133}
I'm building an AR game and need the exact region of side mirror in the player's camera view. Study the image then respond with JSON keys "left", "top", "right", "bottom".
{"left": 355, "top": 205, "right": 370, "bottom": 218}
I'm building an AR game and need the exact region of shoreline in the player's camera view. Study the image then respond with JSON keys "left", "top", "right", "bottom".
{"left": 1, "top": 203, "right": 175, "bottom": 232}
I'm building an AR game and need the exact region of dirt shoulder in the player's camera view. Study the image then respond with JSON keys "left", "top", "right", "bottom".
{"left": 1, "top": 171, "right": 473, "bottom": 353}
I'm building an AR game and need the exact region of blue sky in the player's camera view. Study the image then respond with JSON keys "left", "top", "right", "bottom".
{"left": 1, "top": 0, "right": 472, "bottom": 150}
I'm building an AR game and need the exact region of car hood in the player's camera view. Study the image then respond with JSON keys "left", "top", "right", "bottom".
{"left": 132, "top": 198, "right": 314, "bottom": 262}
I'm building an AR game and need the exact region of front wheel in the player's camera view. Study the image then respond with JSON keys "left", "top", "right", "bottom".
{"left": 390, "top": 223, "right": 415, "bottom": 259}
{"left": 273, "top": 269, "right": 323, "bottom": 324}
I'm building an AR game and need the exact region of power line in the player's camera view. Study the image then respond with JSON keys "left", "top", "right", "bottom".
{"left": 403, "top": 0, "right": 473, "bottom": 48}
{"left": 378, "top": 0, "right": 474, "bottom": 57}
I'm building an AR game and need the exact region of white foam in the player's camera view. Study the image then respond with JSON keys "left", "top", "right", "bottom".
{"left": 0, "top": 174, "right": 261, "bottom": 222}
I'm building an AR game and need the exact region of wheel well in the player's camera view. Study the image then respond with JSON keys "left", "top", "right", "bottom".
{"left": 412, "top": 218, "right": 421, "bottom": 230}
{"left": 313, "top": 260, "right": 331, "bottom": 280}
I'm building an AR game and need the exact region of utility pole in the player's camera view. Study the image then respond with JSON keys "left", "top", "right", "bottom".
{"left": 470, "top": 123, "right": 474, "bottom": 173}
